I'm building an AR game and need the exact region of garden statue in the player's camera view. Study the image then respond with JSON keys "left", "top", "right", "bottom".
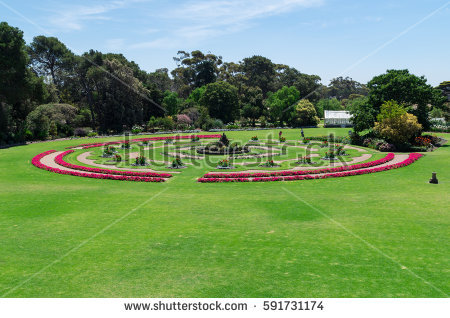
{"left": 429, "top": 172, "right": 438, "bottom": 184}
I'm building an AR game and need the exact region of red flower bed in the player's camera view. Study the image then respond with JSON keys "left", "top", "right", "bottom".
{"left": 202, "top": 153, "right": 395, "bottom": 179}
{"left": 32, "top": 150, "right": 165, "bottom": 182}
{"left": 66, "top": 134, "right": 222, "bottom": 149}
{"left": 198, "top": 153, "right": 423, "bottom": 183}
{"left": 54, "top": 150, "right": 172, "bottom": 178}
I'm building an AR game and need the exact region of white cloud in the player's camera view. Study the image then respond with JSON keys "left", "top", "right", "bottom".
{"left": 130, "top": 0, "right": 324, "bottom": 49}
{"left": 171, "top": 0, "right": 324, "bottom": 25}
{"left": 48, "top": 0, "right": 148, "bottom": 31}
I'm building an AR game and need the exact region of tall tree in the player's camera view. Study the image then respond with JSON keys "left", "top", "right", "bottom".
{"left": 315, "top": 98, "right": 343, "bottom": 118}
{"left": 28, "top": 36, "right": 75, "bottom": 88}
{"left": 274, "top": 65, "right": 322, "bottom": 102}
{"left": 265, "top": 86, "right": 300, "bottom": 126}
{"left": 199, "top": 81, "right": 239, "bottom": 123}
{"left": 162, "top": 91, "right": 183, "bottom": 116}
{"left": 367, "top": 69, "right": 446, "bottom": 129}
{"left": 86, "top": 58, "right": 149, "bottom": 132}
{"left": 328, "top": 76, "right": 368, "bottom": 100}
{"left": 242, "top": 55, "right": 276, "bottom": 97}
{"left": 240, "top": 86, "right": 264, "bottom": 126}
{"left": 347, "top": 97, "right": 376, "bottom": 133}
{"left": 218, "top": 62, "right": 246, "bottom": 94}
{"left": 171, "top": 50, "right": 222, "bottom": 97}
{"left": 0, "top": 22, "right": 46, "bottom": 142}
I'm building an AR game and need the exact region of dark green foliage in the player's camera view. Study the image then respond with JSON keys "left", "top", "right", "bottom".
{"left": 27, "top": 36, "right": 75, "bottom": 88}
{"left": 327, "top": 76, "right": 368, "bottom": 100}
{"left": 367, "top": 69, "right": 446, "bottom": 129}
{"left": 275, "top": 66, "right": 322, "bottom": 102}
{"left": 199, "top": 81, "right": 239, "bottom": 123}
{"left": 266, "top": 86, "right": 300, "bottom": 125}
{"left": 347, "top": 97, "right": 376, "bottom": 133}
{"left": 0, "top": 22, "right": 46, "bottom": 143}
{"left": 26, "top": 103, "right": 77, "bottom": 140}
{"left": 315, "top": 98, "right": 343, "bottom": 118}
{"left": 290, "top": 99, "right": 320, "bottom": 127}
{"left": 240, "top": 86, "right": 264, "bottom": 126}
{"left": 242, "top": 55, "right": 276, "bottom": 97}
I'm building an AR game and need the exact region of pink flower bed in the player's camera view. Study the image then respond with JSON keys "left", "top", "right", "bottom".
{"left": 32, "top": 150, "right": 165, "bottom": 182}
{"left": 203, "top": 153, "right": 395, "bottom": 179}
{"left": 54, "top": 150, "right": 172, "bottom": 178}
{"left": 198, "top": 153, "right": 423, "bottom": 183}
{"left": 67, "top": 134, "right": 222, "bottom": 149}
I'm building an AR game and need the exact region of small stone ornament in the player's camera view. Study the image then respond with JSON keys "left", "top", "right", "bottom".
{"left": 429, "top": 172, "right": 438, "bottom": 184}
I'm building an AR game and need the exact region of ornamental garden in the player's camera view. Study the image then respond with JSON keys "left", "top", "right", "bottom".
{"left": 31, "top": 131, "right": 430, "bottom": 184}
{"left": 1, "top": 127, "right": 448, "bottom": 298}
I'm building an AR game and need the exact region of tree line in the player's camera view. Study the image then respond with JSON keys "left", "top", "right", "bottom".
{"left": 0, "top": 21, "right": 448, "bottom": 145}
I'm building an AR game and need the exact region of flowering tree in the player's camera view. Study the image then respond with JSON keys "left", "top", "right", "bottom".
{"left": 176, "top": 114, "right": 192, "bottom": 129}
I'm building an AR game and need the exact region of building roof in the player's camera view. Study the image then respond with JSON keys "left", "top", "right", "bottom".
{"left": 324, "top": 110, "right": 352, "bottom": 119}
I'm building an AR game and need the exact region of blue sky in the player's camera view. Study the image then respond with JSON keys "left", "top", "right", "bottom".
{"left": 2, "top": 0, "right": 449, "bottom": 86}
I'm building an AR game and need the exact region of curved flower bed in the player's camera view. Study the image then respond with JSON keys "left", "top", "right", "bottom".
{"left": 55, "top": 150, "right": 172, "bottom": 178}
{"left": 202, "top": 153, "right": 395, "bottom": 179}
{"left": 32, "top": 150, "right": 165, "bottom": 182}
{"left": 67, "top": 134, "right": 222, "bottom": 149}
{"left": 198, "top": 153, "right": 423, "bottom": 183}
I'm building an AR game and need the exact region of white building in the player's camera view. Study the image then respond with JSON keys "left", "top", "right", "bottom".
{"left": 324, "top": 110, "right": 353, "bottom": 127}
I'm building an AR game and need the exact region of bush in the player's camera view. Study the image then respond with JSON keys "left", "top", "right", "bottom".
{"left": 212, "top": 119, "right": 224, "bottom": 129}
{"left": 74, "top": 127, "right": 88, "bottom": 137}
{"left": 217, "top": 159, "right": 231, "bottom": 168}
{"left": 374, "top": 100, "right": 422, "bottom": 144}
{"left": 135, "top": 155, "right": 147, "bottom": 166}
{"left": 158, "top": 117, "right": 175, "bottom": 130}
{"left": 378, "top": 142, "right": 396, "bottom": 152}
{"left": 87, "top": 132, "right": 97, "bottom": 137}
{"left": 26, "top": 103, "right": 78, "bottom": 140}
{"left": 131, "top": 125, "right": 143, "bottom": 134}
{"left": 290, "top": 99, "right": 320, "bottom": 127}
{"left": 171, "top": 157, "right": 184, "bottom": 168}
{"left": 226, "top": 123, "right": 239, "bottom": 129}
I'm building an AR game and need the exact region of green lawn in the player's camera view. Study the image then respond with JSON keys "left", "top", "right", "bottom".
{"left": 0, "top": 128, "right": 449, "bottom": 297}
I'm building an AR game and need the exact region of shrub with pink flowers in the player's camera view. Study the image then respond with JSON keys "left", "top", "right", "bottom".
{"left": 54, "top": 150, "right": 172, "bottom": 178}
{"left": 198, "top": 153, "right": 423, "bottom": 183}
{"left": 202, "top": 153, "right": 396, "bottom": 179}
